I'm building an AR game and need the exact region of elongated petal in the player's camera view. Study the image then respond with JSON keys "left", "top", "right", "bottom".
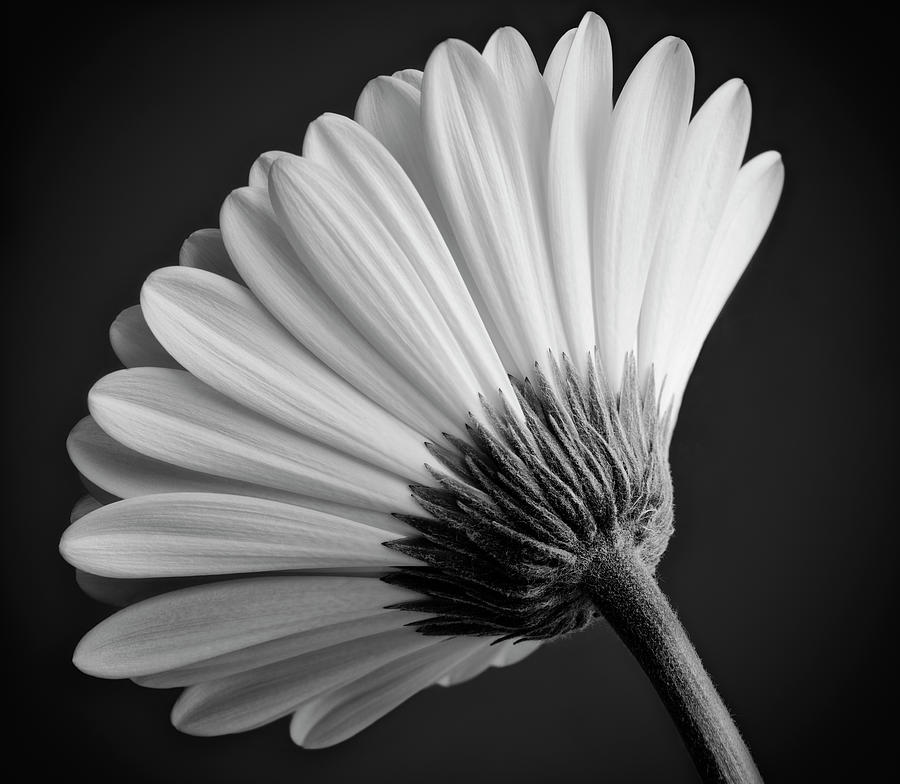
{"left": 302, "top": 114, "right": 515, "bottom": 408}
{"left": 290, "top": 637, "right": 489, "bottom": 748}
{"left": 61, "top": 492, "right": 421, "bottom": 579}
{"left": 547, "top": 12, "right": 612, "bottom": 363}
{"left": 639, "top": 79, "right": 751, "bottom": 383}
{"left": 666, "top": 151, "right": 785, "bottom": 412}
{"left": 75, "top": 571, "right": 213, "bottom": 608}
{"left": 268, "top": 154, "right": 491, "bottom": 418}
{"left": 354, "top": 78, "right": 518, "bottom": 370}
{"left": 543, "top": 27, "right": 576, "bottom": 101}
{"left": 73, "top": 576, "right": 419, "bottom": 678}
{"left": 593, "top": 37, "right": 694, "bottom": 389}
{"left": 141, "top": 265, "right": 431, "bottom": 480}
{"left": 109, "top": 305, "right": 180, "bottom": 369}
{"left": 482, "top": 29, "right": 560, "bottom": 371}
{"left": 220, "top": 185, "right": 462, "bottom": 440}
{"left": 66, "top": 416, "right": 410, "bottom": 533}
{"left": 88, "top": 367, "right": 417, "bottom": 513}
{"left": 139, "top": 610, "right": 431, "bottom": 689}
{"left": 179, "top": 229, "right": 241, "bottom": 283}
{"left": 422, "top": 39, "right": 565, "bottom": 376}
{"left": 174, "top": 628, "right": 439, "bottom": 736}
{"left": 483, "top": 27, "right": 553, "bottom": 218}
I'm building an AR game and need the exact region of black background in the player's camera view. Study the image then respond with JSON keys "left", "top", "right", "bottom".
{"left": 5, "top": 1, "right": 896, "bottom": 781}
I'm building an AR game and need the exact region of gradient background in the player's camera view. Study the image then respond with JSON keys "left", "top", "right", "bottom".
{"left": 5, "top": 1, "right": 896, "bottom": 781}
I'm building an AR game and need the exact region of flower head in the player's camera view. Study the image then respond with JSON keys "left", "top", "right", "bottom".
{"left": 62, "top": 11, "right": 782, "bottom": 750}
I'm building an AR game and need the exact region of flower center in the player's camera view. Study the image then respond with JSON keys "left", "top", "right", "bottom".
{"left": 383, "top": 351, "right": 675, "bottom": 642}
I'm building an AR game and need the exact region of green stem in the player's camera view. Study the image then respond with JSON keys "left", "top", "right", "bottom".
{"left": 583, "top": 548, "right": 762, "bottom": 784}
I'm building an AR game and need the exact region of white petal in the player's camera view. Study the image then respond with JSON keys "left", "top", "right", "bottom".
{"left": 436, "top": 641, "right": 502, "bottom": 686}
{"left": 70, "top": 494, "right": 102, "bottom": 523}
{"left": 492, "top": 638, "right": 542, "bottom": 666}
{"left": 61, "top": 492, "right": 421, "bottom": 579}
{"left": 73, "top": 575, "right": 419, "bottom": 678}
{"left": 593, "top": 37, "right": 694, "bottom": 389}
{"left": 483, "top": 27, "right": 553, "bottom": 220}
{"left": 138, "top": 611, "right": 432, "bottom": 689}
{"left": 173, "top": 628, "right": 439, "bottom": 736}
{"left": 220, "top": 186, "right": 460, "bottom": 440}
{"left": 301, "top": 114, "right": 515, "bottom": 408}
{"left": 291, "top": 636, "right": 489, "bottom": 748}
{"left": 666, "top": 151, "right": 785, "bottom": 413}
{"left": 88, "top": 367, "right": 418, "bottom": 514}
{"left": 75, "top": 571, "right": 210, "bottom": 608}
{"left": 482, "top": 29, "right": 561, "bottom": 370}
{"left": 109, "top": 305, "right": 180, "bottom": 369}
{"left": 354, "top": 77, "right": 518, "bottom": 370}
{"left": 248, "top": 150, "right": 288, "bottom": 189}
{"left": 268, "top": 154, "right": 492, "bottom": 418}
{"left": 66, "top": 416, "right": 410, "bottom": 533}
{"left": 392, "top": 68, "right": 422, "bottom": 88}
{"left": 547, "top": 12, "right": 612, "bottom": 363}
{"left": 179, "top": 229, "right": 241, "bottom": 283}
{"left": 437, "top": 637, "right": 542, "bottom": 686}
{"left": 543, "top": 28, "right": 576, "bottom": 101}
{"left": 422, "top": 39, "right": 566, "bottom": 376}
{"left": 141, "top": 265, "right": 431, "bottom": 481}
{"left": 639, "top": 79, "right": 751, "bottom": 385}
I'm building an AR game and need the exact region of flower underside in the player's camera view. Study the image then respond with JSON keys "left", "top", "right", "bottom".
{"left": 384, "top": 351, "right": 675, "bottom": 642}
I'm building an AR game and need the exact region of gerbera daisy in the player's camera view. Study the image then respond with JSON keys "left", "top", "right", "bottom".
{"left": 61, "top": 11, "right": 782, "bottom": 781}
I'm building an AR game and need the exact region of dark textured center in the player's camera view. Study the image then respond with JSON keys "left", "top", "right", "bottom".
{"left": 383, "top": 351, "right": 674, "bottom": 642}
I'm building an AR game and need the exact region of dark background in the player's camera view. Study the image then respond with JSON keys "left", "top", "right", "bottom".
{"left": 5, "top": 0, "right": 896, "bottom": 781}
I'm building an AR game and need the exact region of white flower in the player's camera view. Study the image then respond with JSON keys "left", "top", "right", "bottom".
{"left": 61, "top": 11, "right": 783, "bottom": 753}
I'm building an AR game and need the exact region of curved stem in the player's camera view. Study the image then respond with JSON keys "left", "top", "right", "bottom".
{"left": 583, "top": 548, "right": 762, "bottom": 784}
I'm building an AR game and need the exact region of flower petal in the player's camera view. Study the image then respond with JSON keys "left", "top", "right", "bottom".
{"left": 639, "top": 79, "right": 751, "bottom": 387}
{"left": 493, "top": 638, "right": 542, "bottom": 666}
{"left": 88, "top": 367, "right": 417, "bottom": 513}
{"left": 392, "top": 68, "right": 423, "bottom": 88}
{"left": 354, "top": 77, "right": 517, "bottom": 369}
{"left": 66, "top": 416, "right": 410, "bottom": 533}
{"left": 109, "top": 305, "right": 180, "bottom": 369}
{"left": 75, "top": 571, "right": 211, "bottom": 608}
{"left": 593, "top": 37, "right": 694, "bottom": 389}
{"left": 61, "top": 492, "right": 421, "bottom": 579}
{"left": 268, "top": 154, "right": 492, "bottom": 418}
{"left": 141, "top": 265, "right": 431, "bottom": 481}
{"left": 437, "top": 638, "right": 541, "bottom": 686}
{"left": 422, "top": 39, "right": 566, "bottom": 376}
{"left": 543, "top": 28, "right": 576, "bottom": 101}
{"left": 73, "top": 576, "right": 419, "bottom": 678}
{"left": 665, "top": 151, "right": 785, "bottom": 414}
{"left": 436, "top": 641, "right": 502, "bottom": 687}
{"left": 70, "top": 494, "right": 102, "bottom": 523}
{"left": 173, "top": 627, "right": 439, "bottom": 736}
{"left": 179, "top": 229, "right": 241, "bottom": 283}
{"left": 290, "top": 637, "right": 489, "bottom": 748}
{"left": 248, "top": 150, "right": 288, "bottom": 189}
{"left": 547, "top": 12, "right": 612, "bottom": 363}
{"left": 301, "top": 113, "right": 515, "bottom": 408}
{"left": 141, "top": 610, "right": 431, "bottom": 689}
{"left": 483, "top": 26, "right": 553, "bottom": 220}
{"left": 220, "top": 185, "right": 461, "bottom": 440}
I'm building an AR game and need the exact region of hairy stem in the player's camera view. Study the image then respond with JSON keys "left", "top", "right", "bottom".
{"left": 583, "top": 548, "right": 762, "bottom": 784}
